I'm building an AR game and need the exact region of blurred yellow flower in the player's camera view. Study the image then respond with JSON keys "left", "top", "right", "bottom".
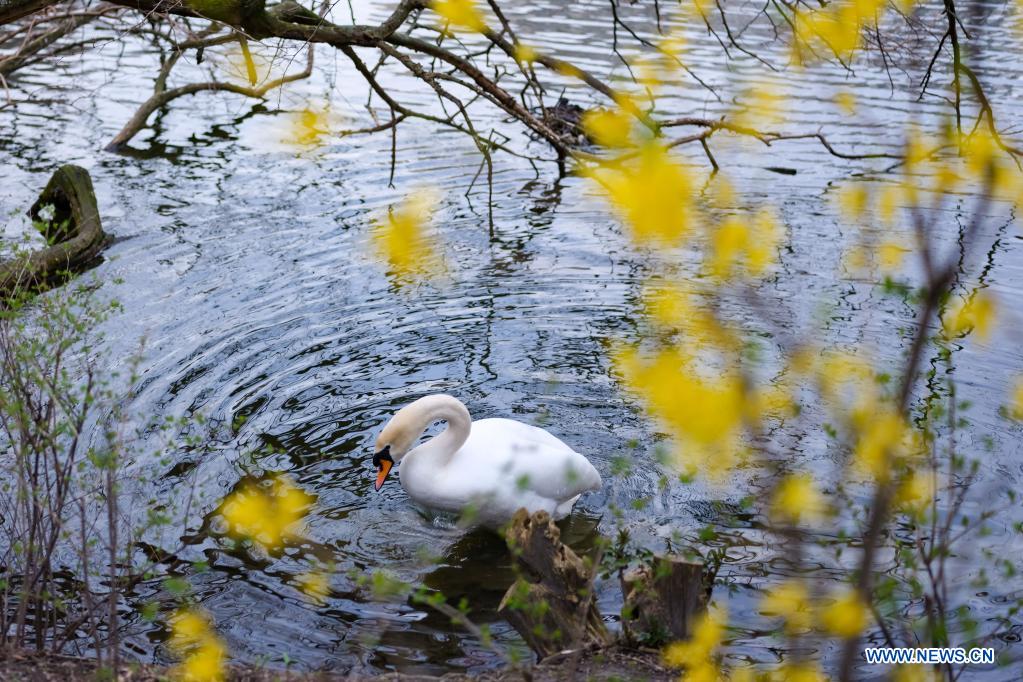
{"left": 776, "top": 662, "right": 827, "bottom": 682}
{"left": 555, "top": 60, "right": 585, "bottom": 79}
{"left": 793, "top": 0, "right": 887, "bottom": 61}
{"left": 582, "top": 108, "right": 635, "bottom": 149}
{"left": 586, "top": 142, "right": 694, "bottom": 244}
{"left": 760, "top": 581, "right": 812, "bottom": 633}
{"left": 732, "top": 83, "right": 785, "bottom": 130}
{"left": 296, "top": 569, "right": 331, "bottom": 605}
{"left": 513, "top": 42, "right": 537, "bottom": 64}
{"left": 170, "top": 609, "right": 213, "bottom": 652}
{"left": 432, "top": 0, "right": 486, "bottom": 32}
{"left": 663, "top": 607, "right": 726, "bottom": 681}
{"left": 1011, "top": 377, "right": 1023, "bottom": 420}
{"left": 877, "top": 240, "right": 906, "bottom": 273}
{"left": 221, "top": 475, "right": 315, "bottom": 550}
{"left": 853, "top": 409, "right": 908, "bottom": 480}
{"left": 770, "top": 473, "right": 826, "bottom": 525}
{"left": 942, "top": 291, "right": 996, "bottom": 341}
{"left": 287, "top": 107, "right": 330, "bottom": 147}
{"left": 894, "top": 469, "right": 935, "bottom": 518}
{"left": 837, "top": 183, "right": 868, "bottom": 221}
{"left": 614, "top": 345, "right": 749, "bottom": 478}
{"left": 819, "top": 587, "right": 868, "bottom": 638}
{"left": 708, "top": 209, "right": 782, "bottom": 279}
{"left": 876, "top": 185, "right": 900, "bottom": 225}
{"left": 834, "top": 91, "right": 856, "bottom": 115}
{"left": 844, "top": 244, "right": 869, "bottom": 272}
{"left": 179, "top": 640, "right": 226, "bottom": 682}
{"left": 169, "top": 608, "right": 226, "bottom": 682}
{"left": 372, "top": 189, "right": 443, "bottom": 280}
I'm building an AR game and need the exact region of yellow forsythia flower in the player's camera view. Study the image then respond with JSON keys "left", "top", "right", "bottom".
{"left": 709, "top": 208, "right": 782, "bottom": 279}
{"left": 170, "top": 609, "right": 213, "bottom": 651}
{"left": 372, "top": 189, "right": 443, "bottom": 280}
{"left": 221, "top": 475, "right": 315, "bottom": 550}
{"left": 587, "top": 142, "right": 694, "bottom": 243}
{"left": 777, "top": 662, "right": 828, "bottom": 682}
{"left": 837, "top": 183, "right": 868, "bottom": 221}
{"left": 819, "top": 587, "right": 869, "bottom": 638}
{"left": 179, "top": 640, "right": 226, "bottom": 681}
{"left": 582, "top": 108, "right": 634, "bottom": 149}
{"left": 288, "top": 107, "right": 330, "bottom": 146}
{"left": 760, "top": 581, "right": 812, "bottom": 633}
{"left": 1011, "top": 377, "right": 1023, "bottom": 421}
{"left": 942, "top": 291, "right": 995, "bottom": 341}
{"left": 769, "top": 473, "right": 825, "bottom": 525}
{"left": 432, "top": 0, "right": 486, "bottom": 32}
{"left": 877, "top": 240, "right": 906, "bottom": 273}
{"left": 834, "top": 91, "right": 856, "bottom": 114}
{"left": 513, "top": 42, "right": 537, "bottom": 63}
{"left": 663, "top": 608, "right": 726, "bottom": 679}
{"left": 894, "top": 469, "right": 935, "bottom": 518}
{"left": 876, "top": 184, "right": 900, "bottom": 225}
{"left": 296, "top": 570, "right": 331, "bottom": 605}
{"left": 614, "top": 345, "right": 748, "bottom": 478}
{"left": 852, "top": 409, "right": 908, "bottom": 480}
{"left": 169, "top": 608, "right": 227, "bottom": 682}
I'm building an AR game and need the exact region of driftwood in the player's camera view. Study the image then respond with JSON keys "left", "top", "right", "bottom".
{"left": 498, "top": 509, "right": 611, "bottom": 659}
{"left": 0, "top": 164, "right": 108, "bottom": 297}
{"left": 620, "top": 556, "right": 713, "bottom": 645}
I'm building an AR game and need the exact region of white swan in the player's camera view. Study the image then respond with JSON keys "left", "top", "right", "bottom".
{"left": 372, "top": 395, "right": 601, "bottom": 526}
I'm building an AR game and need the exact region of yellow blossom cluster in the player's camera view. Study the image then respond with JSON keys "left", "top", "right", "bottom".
{"left": 792, "top": 0, "right": 897, "bottom": 63}
{"left": 287, "top": 107, "right": 331, "bottom": 147}
{"left": 169, "top": 608, "right": 227, "bottom": 681}
{"left": 583, "top": 141, "right": 697, "bottom": 244}
{"left": 797, "top": 351, "right": 924, "bottom": 481}
{"left": 760, "top": 581, "right": 869, "bottom": 639}
{"left": 708, "top": 210, "right": 783, "bottom": 280}
{"left": 769, "top": 473, "right": 826, "bottom": 525}
{"left": 296, "top": 569, "right": 332, "bottom": 605}
{"left": 372, "top": 189, "right": 444, "bottom": 281}
{"left": 432, "top": 0, "right": 486, "bottom": 33}
{"left": 1012, "top": 377, "right": 1023, "bottom": 420}
{"left": 663, "top": 609, "right": 726, "bottom": 682}
{"left": 220, "top": 474, "right": 316, "bottom": 550}
{"left": 613, "top": 345, "right": 760, "bottom": 478}
{"left": 942, "top": 291, "right": 996, "bottom": 342}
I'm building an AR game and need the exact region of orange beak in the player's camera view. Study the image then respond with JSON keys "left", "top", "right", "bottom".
{"left": 374, "top": 458, "right": 393, "bottom": 491}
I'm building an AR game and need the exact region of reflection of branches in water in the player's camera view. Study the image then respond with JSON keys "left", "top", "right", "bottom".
{"left": 1, "top": 0, "right": 1022, "bottom": 170}
{"left": 105, "top": 34, "right": 315, "bottom": 151}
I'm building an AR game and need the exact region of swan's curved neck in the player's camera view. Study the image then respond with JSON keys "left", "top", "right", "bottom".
{"left": 402, "top": 395, "right": 472, "bottom": 467}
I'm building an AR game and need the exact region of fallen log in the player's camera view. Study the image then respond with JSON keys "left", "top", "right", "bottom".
{"left": 498, "top": 509, "right": 611, "bottom": 659}
{"left": 0, "top": 164, "right": 108, "bottom": 298}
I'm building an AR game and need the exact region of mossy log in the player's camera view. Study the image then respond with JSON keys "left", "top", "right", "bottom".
{"left": 620, "top": 556, "right": 713, "bottom": 645}
{"left": 0, "top": 165, "right": 109, "bottom": 298}
{"left": 498, "top": 509, "right": 611, "bottom": 659}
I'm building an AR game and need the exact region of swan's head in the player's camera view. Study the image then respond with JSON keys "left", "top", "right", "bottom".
{"left": 372, "top": 413, "right": 418, "bottom": 491}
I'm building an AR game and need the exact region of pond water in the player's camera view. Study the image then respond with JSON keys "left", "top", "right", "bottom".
{"left": 2, "top": 0, "right": 1023, "bottom": 677}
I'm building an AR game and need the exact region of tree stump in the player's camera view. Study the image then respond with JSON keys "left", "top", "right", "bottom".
{"left": 0, "top": 164, "right": 109, "bottom": 298}
{"left": 498, "top": 509, "right": 611, "bottom": 659}
{"left": 620, "top": 555, "right": 713, "bottom": 645}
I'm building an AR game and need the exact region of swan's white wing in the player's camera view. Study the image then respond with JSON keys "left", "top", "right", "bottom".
{"left": 454, "top": 418, "right": 602, "bottom": 501}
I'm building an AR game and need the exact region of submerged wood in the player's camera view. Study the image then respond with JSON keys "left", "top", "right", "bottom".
{"left": 498, "top": 509, "right": 611, "bottom": 659}
{"left": 0, "top": 164, "right": 108, "bottom": 297}
{"left": 620, "top": 555, "right": 713, "bottom": 644}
